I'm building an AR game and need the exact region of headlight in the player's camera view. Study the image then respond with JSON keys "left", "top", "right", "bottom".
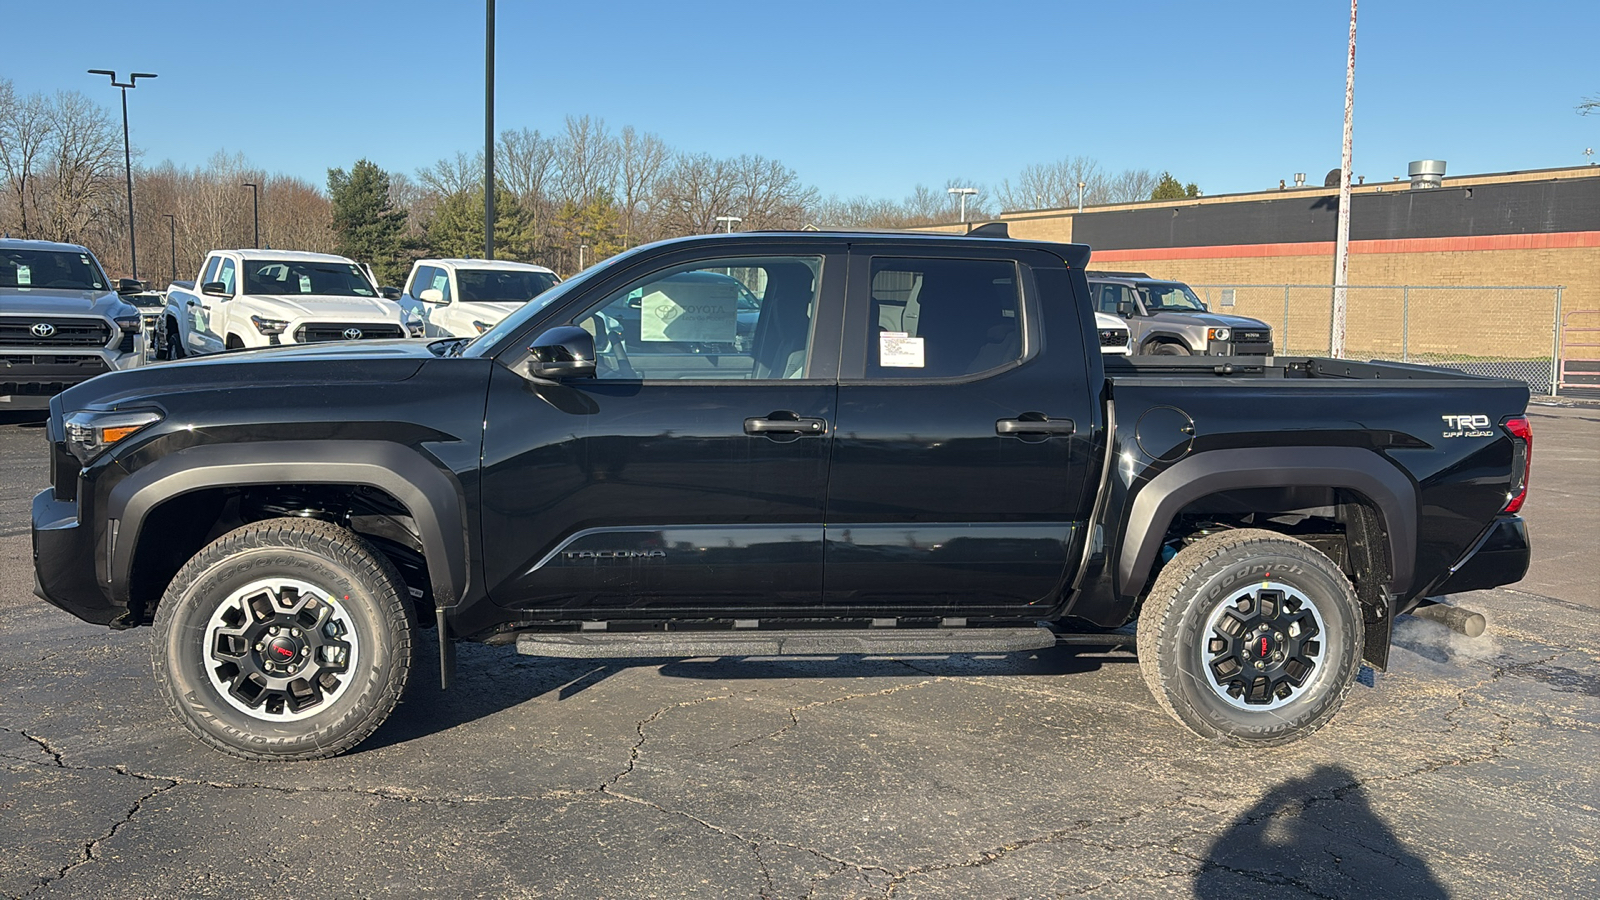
{"left": 113, "top": 314, "right": 143, "bottom": 334}
{"left": 472, "top": 320, "right": 492, "bottom": 335}
{"left": 1208, "top": 327, "right": 1231, "bottom": 341}
{"left": 251, "top": 315, "right": 289, "bottom": 335}
{"left": 63, "top": 409, "right": 163, "bottom": 464}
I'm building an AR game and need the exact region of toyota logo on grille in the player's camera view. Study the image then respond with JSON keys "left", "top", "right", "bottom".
{"left": 342, "top": 327, "right": 363, "bottom": 340}
{"left": 31, "top": 323, "right": 56, "bottom": 338}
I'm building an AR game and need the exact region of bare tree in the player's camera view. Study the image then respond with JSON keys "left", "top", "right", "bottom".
{"left": 651, "top": 152, "right": 737, "bottom": 235}
{"left": 729, "top": 154, "right": 817, "bottom": 230}
{"left": 996, "top": 156, "right": 1107, "bottom": 211}
{"left": 0, "top": 82, "right": 58, "bottom": 238}
{"left": 1105, "top": 168, "right": 1160, "bottom": 204}
{"left": 417, "top": 151, "right": 483, "bottom": 198}
{"left": 617, "top": 125, "right": 667, "bottom": 245}
{"left": 554, "top": 115, "right": 618, "bottom": 207}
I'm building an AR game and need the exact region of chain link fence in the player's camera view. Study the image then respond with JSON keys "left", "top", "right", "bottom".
{"left": 1190, "top": 284, "right": 1564, "bottom": 394}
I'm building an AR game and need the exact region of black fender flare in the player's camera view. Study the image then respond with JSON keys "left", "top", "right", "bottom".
{"left": 105, "top": 440, "right": 468, "bottom": 608}
{"left": 1139, "top": 331, "right": 1196, "bottom": 353}
{"left": 1118, "top": 446, "right": 1417, "bottom": 598}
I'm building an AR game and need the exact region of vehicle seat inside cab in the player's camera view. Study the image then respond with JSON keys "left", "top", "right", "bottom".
{"left": 750, "top": 261, "right": 817, "bottom": 379}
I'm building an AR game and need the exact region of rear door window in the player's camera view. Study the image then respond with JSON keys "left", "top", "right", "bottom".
{"left": 865, "top": 258, "right": 1023, "bottom": 379}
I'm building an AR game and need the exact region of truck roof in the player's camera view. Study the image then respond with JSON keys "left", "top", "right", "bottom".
{"left": 666, "top": 231, "right": 1093, "bottom": 269}
{"left": 417, "top": 259, "right": 557, "bottom": 273}
{"left": 212, "top": 249, "right": 359, "bottom": 264}
{"left": 0, "top": 238, "right": 94, "bottom": 254}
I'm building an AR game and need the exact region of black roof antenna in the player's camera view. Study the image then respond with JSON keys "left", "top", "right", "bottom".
{"left": 965, "top": 221, "right": 1009, "bottom": 237}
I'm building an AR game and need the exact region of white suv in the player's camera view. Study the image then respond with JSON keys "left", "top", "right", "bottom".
{"left": 161, "top": 250, "right": 419, "bottom": 356}
{"left": 399, "top": 259, "right": 561, "bottom": 338}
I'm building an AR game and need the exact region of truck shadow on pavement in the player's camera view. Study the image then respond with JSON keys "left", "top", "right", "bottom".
{"left": 1195, "top": 764, "right": 1448, "bottom": 899}
{"left": 359, "top": 639, "right": 1131, "bottom": 754}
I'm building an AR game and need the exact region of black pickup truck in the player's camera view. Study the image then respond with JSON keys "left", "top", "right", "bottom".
{"left": 31, "top": 229, "right": 1533, "bottom": 760}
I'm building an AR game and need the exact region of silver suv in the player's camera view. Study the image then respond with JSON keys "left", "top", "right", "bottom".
{"left": 1086, "top": 271, "right": 1273, "bottom": 356}
{"left": 1, "top": 239, "right": 146, "bottom": 409}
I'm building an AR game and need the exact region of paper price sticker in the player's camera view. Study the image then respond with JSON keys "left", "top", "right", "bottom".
{"left": 879, "top": 331, "right": 925, "bottom": 368}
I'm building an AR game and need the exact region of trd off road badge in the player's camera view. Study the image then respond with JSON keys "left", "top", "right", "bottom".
{"left": 1440, "top": 414, "right": 1494, "bottom": 438}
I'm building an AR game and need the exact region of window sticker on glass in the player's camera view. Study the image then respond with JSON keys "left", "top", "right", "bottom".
{"left": 879, "top": 331, "right": 925, "bottom": 367}
{"left": 16, "top": 265, "right": 30, "bottom": 286}
{"left": 639, "top": 278, "right": 737, "bottom": 343}
{"left": 298, "top": 275, "right": 312, "bottom": 292}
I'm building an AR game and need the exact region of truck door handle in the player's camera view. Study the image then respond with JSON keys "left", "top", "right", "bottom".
{"left": 745, "top": 415, "right": 827, "bottom": 435}
{"left": 996, "top": 417, "right": 1076, "bottom": 436}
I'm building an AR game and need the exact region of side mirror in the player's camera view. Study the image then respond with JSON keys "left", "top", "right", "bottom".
{"left": 379, "top": 285, "right": 401, "bottom": 300}
{"left": 202, "top": 281, "right": 230, "bottom": 297}
{"left": 116, "top": 278, "right": 145, "bottom": 295}
{"left": 527, "top": 326, "right": 596, "bottom": 379}
{"left": 419, "top": 287, "right": 447, "bottom": 305}
{"left": 1116, "top": 300, "right": 1136, "bottom": 318}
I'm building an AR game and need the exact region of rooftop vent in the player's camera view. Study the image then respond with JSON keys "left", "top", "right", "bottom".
{"left": 1408, "top": 159, "right": 1446, "bottom": 189}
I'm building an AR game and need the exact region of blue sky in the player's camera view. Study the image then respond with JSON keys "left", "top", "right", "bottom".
{"left": 6, "top": 0, "right": 1596, "bottom": 201}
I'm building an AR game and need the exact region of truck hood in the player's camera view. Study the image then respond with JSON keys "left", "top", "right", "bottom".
{"left": 57, "top": 339, "right": 439, "bottom": 410}
{"left": 250, "top": 293, "right": 402, "bottom": 321}
{"left": 447, "top": 300, "right": 523, "bottom": 323}
{"left": 0, "top": 287, "right": 137, "bottom": 319}
{"left": 1160, "top": 311, "right": 1270, "bottom": 330}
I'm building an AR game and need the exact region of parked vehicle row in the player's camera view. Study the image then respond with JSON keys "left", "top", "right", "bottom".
{"left": 32, "top": 227, "right": 1532, "bottom": 762}
{"left": 1, "top": 239, "right": 148, "bottom": 409}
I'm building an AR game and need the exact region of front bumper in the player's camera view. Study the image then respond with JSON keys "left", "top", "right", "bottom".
{"left": 31, "top": 488, "right": 121, "bottom": 625}
{"left": 1433, "top": 515, "right": 1531, "bottom": 595}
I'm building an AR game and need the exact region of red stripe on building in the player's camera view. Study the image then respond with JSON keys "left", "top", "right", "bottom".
{"left": 1087, "top": 231, "right": 1600, "bottom": 261}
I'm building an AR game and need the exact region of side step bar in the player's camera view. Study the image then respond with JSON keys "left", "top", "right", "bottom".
{"left": 516, "top": 627, "right": 1059, "bottom": 659}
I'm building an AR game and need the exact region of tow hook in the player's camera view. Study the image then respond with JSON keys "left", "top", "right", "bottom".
{"left": 1409, "top": 598, "right": 1488, "bottom": 637}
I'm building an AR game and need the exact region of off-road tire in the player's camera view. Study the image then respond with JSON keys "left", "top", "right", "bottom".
{"left": 1149, "top": 341, "right": 1191, "bottom": 356}
{"left": 1136, "top": 528, "right": 1363, "bottom": 747}
{"left": 152, "top": 518, "right": 415, "bottom": 760}
{"left": 160, "top": 317, "right": 185, "bottom": 360}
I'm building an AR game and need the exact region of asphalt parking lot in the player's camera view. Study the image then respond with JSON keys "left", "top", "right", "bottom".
{"left": 1, "top": 401, "right": 1596, "bottom": 899}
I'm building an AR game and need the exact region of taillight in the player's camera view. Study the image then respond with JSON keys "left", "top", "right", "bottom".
{"left": 1502, "top": 416, "right": 1532, "bottom": 513}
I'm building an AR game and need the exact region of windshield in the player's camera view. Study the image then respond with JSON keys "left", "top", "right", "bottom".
{"left": 0, "top": 248, "right": 109, "bottom": 292}
{"left": 1139, "top": 283, "right": 1207, "bottom": 312}
{"left": 242, "top": 260, "right": 377, "bottom": 297}
{"left": 457, "top": 269, "right": 560, "bottom": 303}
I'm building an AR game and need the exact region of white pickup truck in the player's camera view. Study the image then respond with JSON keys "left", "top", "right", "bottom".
{"left": 158, "top": 250, "right": 420, "bottom": 357}
{"left": 397, "top": 258, "right": 560, "bottom": 338}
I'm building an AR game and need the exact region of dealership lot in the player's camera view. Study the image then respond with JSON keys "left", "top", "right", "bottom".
{"left": 1, "top": 403, "right": 1596, "bottom": 899}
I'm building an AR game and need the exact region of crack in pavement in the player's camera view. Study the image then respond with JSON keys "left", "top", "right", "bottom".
{"left": 19, "top": 780, "right": 177, "bottom": 898}
{"left": 721, "top": 678, "right": 941, "bottom": 753}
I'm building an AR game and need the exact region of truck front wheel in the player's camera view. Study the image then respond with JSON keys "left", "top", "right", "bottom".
{"left": 152, "top": 518, "right": 415, "bottom": 760}
{"left": 1136, "top": 529, "right": 1364, "bottom": 747}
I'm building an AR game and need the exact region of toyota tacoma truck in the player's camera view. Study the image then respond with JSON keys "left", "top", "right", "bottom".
{"left": 2, "top": 239, "right": 147, "bottom": 409}
{"left": 31, "top": 228, "right": 1533, "bottom": 760}
{"left": 158, "top": 249, "right": 420, "bottom": 357}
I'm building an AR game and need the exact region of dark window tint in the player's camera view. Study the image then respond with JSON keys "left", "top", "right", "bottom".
{"left": 457, "top": 269, "right": 559, "bottom": 303}
{"left": 407, "top": 265, "right": 434, "bottom": 297}
{"left": 0, "top": 249, "right": 107, "bottom": 290}
{"left": 867, "top": 258, "right": 1022, "bottom": 379}
{"left": 200, "top": 256, "right": 221, "bottom": 285}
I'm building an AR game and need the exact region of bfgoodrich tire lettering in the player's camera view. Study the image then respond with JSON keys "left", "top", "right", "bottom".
{"left": 1136, "top": 529, "right": 1364, "bottom": 747}
{"left": 152, "top": 518, "right": 414, "bottom": 760}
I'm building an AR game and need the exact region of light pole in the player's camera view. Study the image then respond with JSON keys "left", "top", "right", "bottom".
{"left": 242, "top": 182, "right": 259, "bottom": 248}
{"left": 579, "top": 243, "right": 587, "bottom": 270}
{"left": 714, "top": 215, "right": 742, "bottom": 233}
{"left": 484, "top": 0, "right": 496, "bottom": 259}
{"left": 947, "top": 187, "right": 977, "bottom": 223}
{"left": 1330, "top": 0, "right": 1358, "bottom": 359}
{"left": 88, "top": 69, "right": 156, "bottom": 279}
{"left": 1076, "top": 181, "right": 1087, "bottom": 212}
{"left": 162, "top": 213, "right": 177, "bottom": 284}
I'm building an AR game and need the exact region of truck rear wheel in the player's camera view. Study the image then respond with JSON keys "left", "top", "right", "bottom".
{"left": 1136, "top": 529, "right": 1363, "bottom": 747}
{"left": 152, "top": 518, "right": 414, "bottom": 760}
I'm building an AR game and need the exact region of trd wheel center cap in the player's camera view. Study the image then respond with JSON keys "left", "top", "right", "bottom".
{"left": 265, "top": 636, "right": 303, "bottom": 668}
